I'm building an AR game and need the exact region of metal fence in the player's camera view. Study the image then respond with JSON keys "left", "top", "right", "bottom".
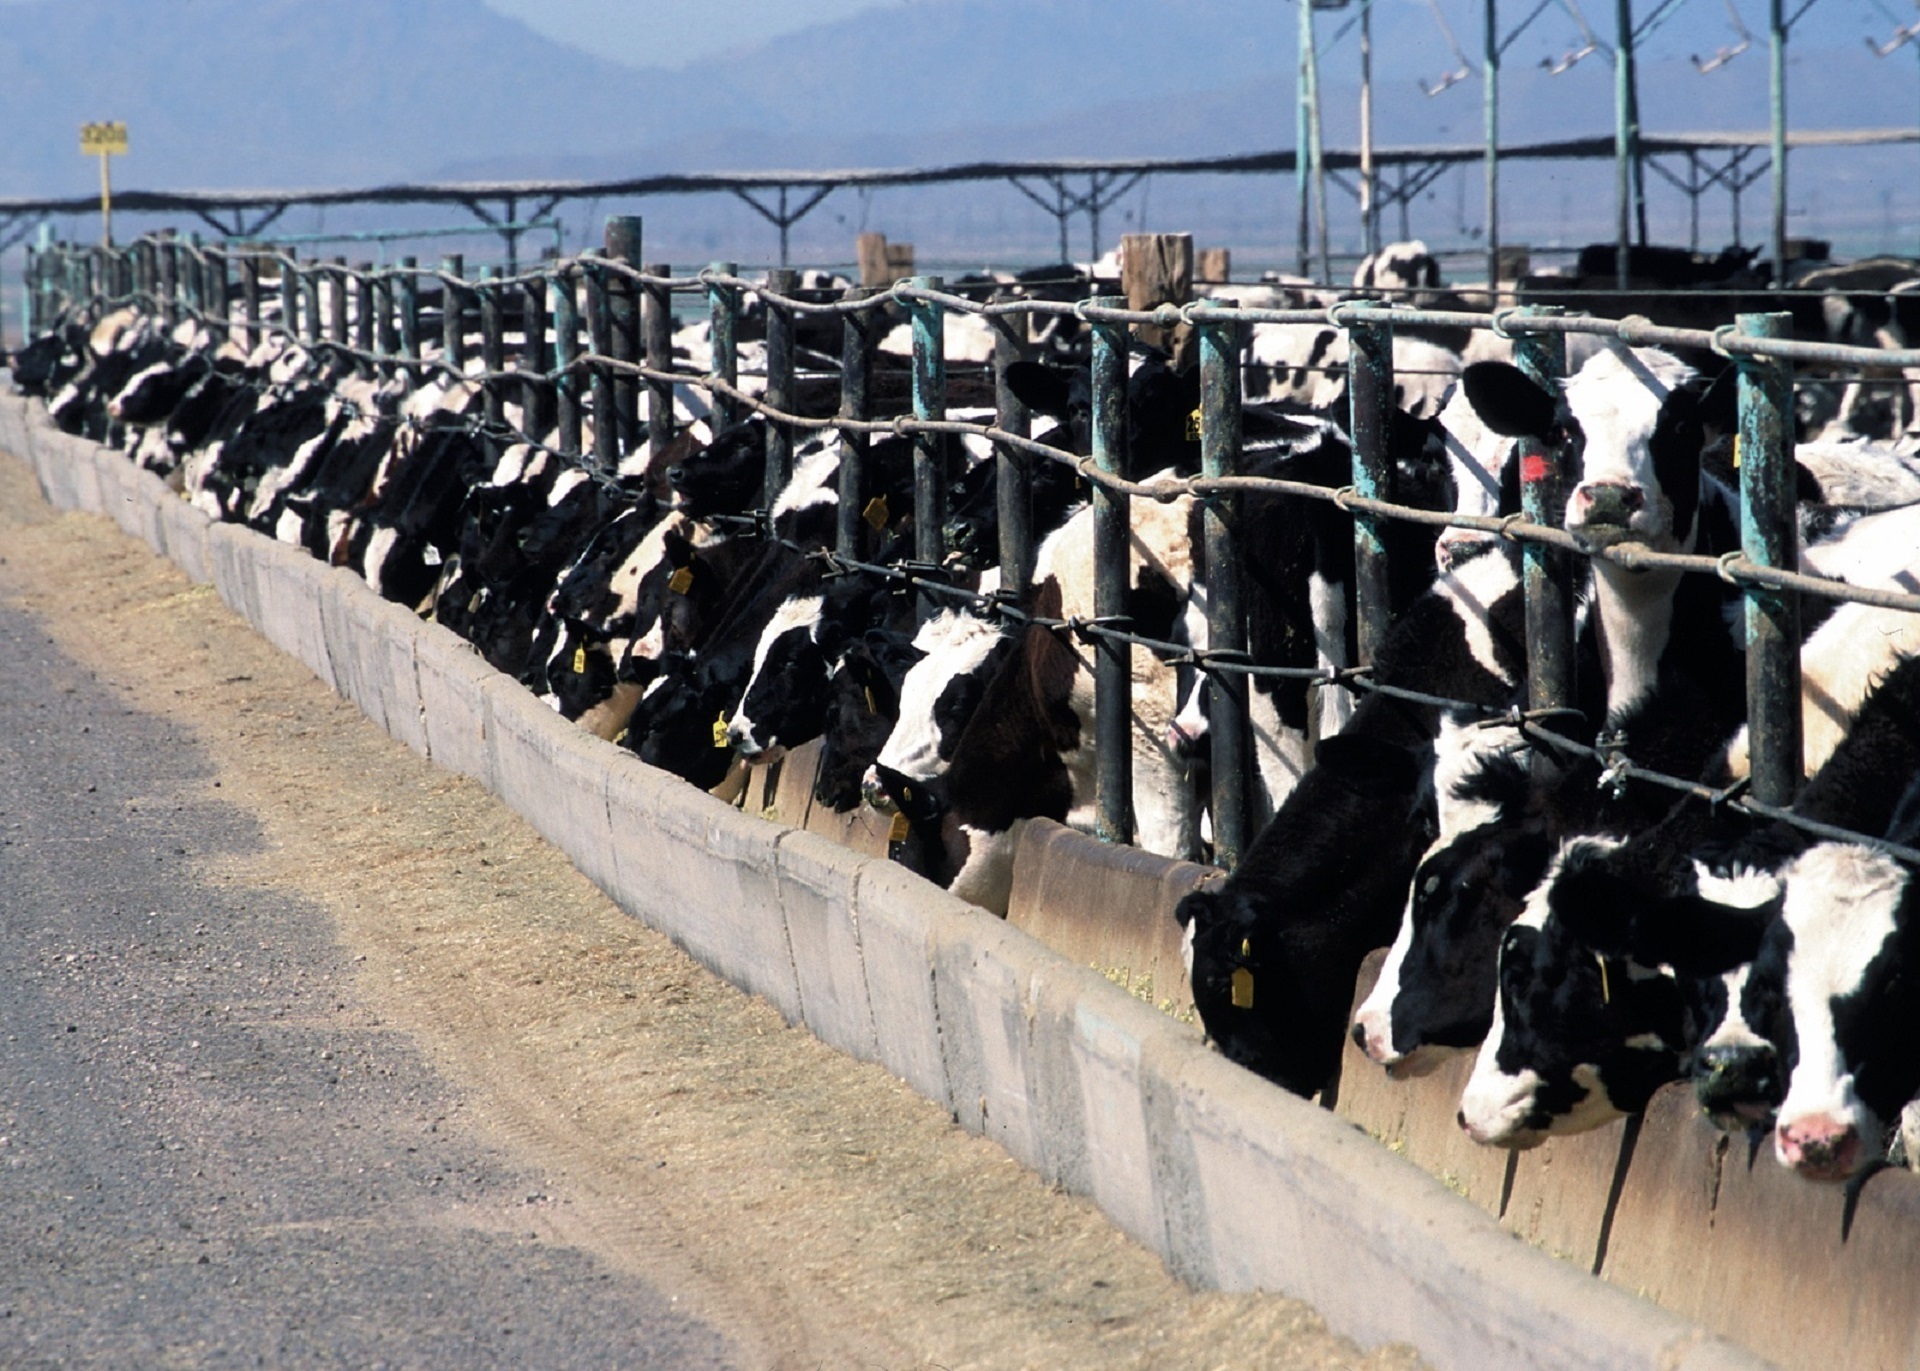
{"left": 23, "top": 222, "right": 1920, "bottom": 873}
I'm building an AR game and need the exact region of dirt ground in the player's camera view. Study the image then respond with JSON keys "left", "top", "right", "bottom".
{"left": 0, "top": 446, "right": 1423, "bottom": 1371}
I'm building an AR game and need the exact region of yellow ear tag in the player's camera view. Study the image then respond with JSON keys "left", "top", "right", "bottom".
{"left": 668, "top": 566, "right": 694, "bottom": 595}
{"left": 713, "top": 712, "right": 730, "bottom": 747}
{"left": 1596, "top": 954, "right": 1612, "bottom": 1006}
{"left": 1186, "top": 407, "right": 1203, "bottom": 442}
{"left": 571, "top": 645, "right": 587, "bottom": 675}
{"left": 887, "top": 812, "right": 911, "bottom": 842}
{"left": 1231, "top": 966, "right": 1255, "bottom": 1010}
{"left": 864, "top": 686, "right": 878, "bottom": 715}
{"left": 863, "top": 495, "right": 890, "bottom": 530}
{"left": 1732, "top": 434, "right": 1741, "bottom": 471}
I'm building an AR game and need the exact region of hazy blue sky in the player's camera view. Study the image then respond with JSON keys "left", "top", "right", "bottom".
{"left": 477, "top": 0, "right": 908, "bottom": 66}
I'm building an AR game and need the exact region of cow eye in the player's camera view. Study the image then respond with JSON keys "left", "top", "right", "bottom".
{"left": 1422, "top": 875, "right": 1440, "bottom": 898}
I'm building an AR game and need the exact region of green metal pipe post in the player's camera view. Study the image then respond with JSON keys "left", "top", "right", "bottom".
{"left": 1513, "top": 306, "right": 1574, "bottom": 714}
{"left": 1347, "top": 312, "right": 1395, "bottom": 667}
{"left": 707, "top": 261, "right": 740, "bottom": 434}
{"left": 907, "top": 275, "right": 948, "bottom": 613}
{"left": 1198, "top": 300, "right": 1251, "bottom": 869}
{"left": 1090, "top": 295, "right": 1134, "bottom": 845}
{"left": 643, "top": 262, "right": 674, "bottom": 463}
{"left": 1738, "top": 311, "right": 1801, "bottom": 804}
{"left": 763, "top": 267, "right": 797, "bottom": 507}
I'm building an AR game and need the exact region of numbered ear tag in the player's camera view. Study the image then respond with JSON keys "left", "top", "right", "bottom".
{"left": 1732, "top": 434, "right": 1741, "bottom": 471}
{"left": 1230, "top": 966, "right": 1255, "bottom": 1009}
{"left": 572, "top": 645, "right": 587, "bottom": 675}
{"left": 713, "top": 712, "right": 730, "bottom": 747}
{"left": 668, "top": 567, "right": 694, "bottom": 595}
{"left": 1186, "top": 407, "right": 1203, "bottom": 442}
{"left": 862, "top": 495, "right": 890, "bottom": 530}
{"left": 887, "top": 812, "right": 911, "bottom": 842}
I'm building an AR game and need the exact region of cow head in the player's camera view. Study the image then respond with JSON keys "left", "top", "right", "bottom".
{"left": 1458, "top": 837, "right": 1689, "bottom": 1147}
{"left": 728, "top": 576, "right": 888, "bottom": 763}
{"left": 1177, "top": 732, "right": 1434, "bottom": 1097}
{"left": 864, "top": 609, "right": 1012, "bottom": 809}
{"left": 666, "top": 418, "right": 767, "bottom": 517}
{"left": 1466, "top": 346, "right": 1732, "bottom": 556}
{"left": 1769, "top": 844, "right": 1920, "bottom": 1180}
{"left": 1352, "top": 742, "right": 1551, "bottom": 1075}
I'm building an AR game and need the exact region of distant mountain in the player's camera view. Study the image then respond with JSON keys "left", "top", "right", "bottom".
{"left": 0, "top": 0, "right": 1911, "bottom": 261}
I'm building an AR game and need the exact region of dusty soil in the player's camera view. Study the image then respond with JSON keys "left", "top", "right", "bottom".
{"left": 0, "top": 446, "right": 1423, "bottom": 1371}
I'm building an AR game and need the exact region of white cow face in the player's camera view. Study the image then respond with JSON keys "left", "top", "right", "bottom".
{"left": 1771, "top": 844, "right": 1920, "bottom": 1180}
{"left": 863, "top": 610, "right": 1009, "bottom": 808}
{"left": 1458, "top": 838, "right": 1684, "bottom": 1148}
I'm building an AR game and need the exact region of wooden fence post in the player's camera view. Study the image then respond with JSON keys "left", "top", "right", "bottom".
{"left": 1122, "top": 231, "right": 1194, "bottom": 363}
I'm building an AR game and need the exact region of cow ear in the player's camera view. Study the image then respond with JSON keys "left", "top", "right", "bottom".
{"left": 1174, "top": 885, "right": 1217, "bottom": 930}
{"left": 1462, "top": 361, "right": 1556, "bottom": 440}
{"left": 1695, "top": 364, "right": 1739, "bottom": 437}
{"left": 1004, "top": 361, "right": 1073, "bottom": 417}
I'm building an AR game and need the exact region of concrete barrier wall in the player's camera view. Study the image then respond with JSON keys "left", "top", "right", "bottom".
{"left": 0, "top": 391, "right": 1770, "bottom": 1371}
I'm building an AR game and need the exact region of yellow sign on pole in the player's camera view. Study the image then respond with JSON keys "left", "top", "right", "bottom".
{"left": 80, "top": 121, "right": 128, "bottom": 156}
{"left": 80, "top": 121, "right": 128, "bottom": 246}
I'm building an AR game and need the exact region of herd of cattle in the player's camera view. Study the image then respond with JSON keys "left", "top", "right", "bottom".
{"left": 14, "top": 238, "right": 1920, "bottom": 1193}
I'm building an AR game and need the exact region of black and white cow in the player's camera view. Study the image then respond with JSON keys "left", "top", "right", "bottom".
{"left": 1175, "top": 540, "right": 1529, "bottom": 1096}
{"left": 726, "top": 571, "right": 904, "bottom": 763}
{"left": 1491, "top": 650, "right": 1920, "bottom": 1162}
{"left": 863, "top": 607, "right": 1013, "bottom": 808}
{"left": 911, "top": 484, "right": 1200, "bottom": 912}
{"left": 1168, "top": 400, "right": 1453, "bottom": 810}
{"left": 1365, "top": 653, "right": 1745, "bottom": 1093}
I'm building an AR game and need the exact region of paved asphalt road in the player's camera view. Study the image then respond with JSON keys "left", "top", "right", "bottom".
{"left": 0, "top": 600, "right": 742, "bottom": 1369}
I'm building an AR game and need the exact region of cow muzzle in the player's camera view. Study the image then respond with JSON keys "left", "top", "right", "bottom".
{"left": 1166, "top": 715, "right": 1208, "bottom": 758}
{"left": 1775, "top": 1113, "right": 1869, "bottom": 1181}
{"left": 1435, "top": 528, "right": 1494, "bottom": 574}
{"left": 1692, "top": 1045, "right": 1782, "bottom": 1132}
{"left": 1566, "top": 481, "right": 1646, "bottom": 548}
